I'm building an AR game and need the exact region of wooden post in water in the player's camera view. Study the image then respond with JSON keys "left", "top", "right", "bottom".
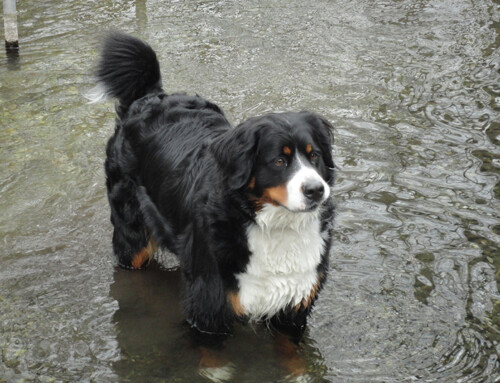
{"left": 3, "top": 0, "right": 19, "bottom": 50}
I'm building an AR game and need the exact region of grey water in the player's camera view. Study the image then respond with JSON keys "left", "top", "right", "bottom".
{"left": 1, "top": 0, "right": 499, "bottom": 382}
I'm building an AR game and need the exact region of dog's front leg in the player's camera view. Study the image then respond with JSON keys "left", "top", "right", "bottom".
{"left": 180, "top": 223, "right": 234, "bottom": 335}
{"left": 198, "top": 346, "right": 236, "bottom": 383}
{"left": 270, "top": 308, "right": 311, "bottom": 379}
{"left": 274, "top": 332, "right": 308, "bottom": 378}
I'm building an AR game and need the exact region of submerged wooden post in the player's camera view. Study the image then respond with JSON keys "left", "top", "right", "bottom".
{"left": 3, "top": 0, "right": 19, "bottom": 50}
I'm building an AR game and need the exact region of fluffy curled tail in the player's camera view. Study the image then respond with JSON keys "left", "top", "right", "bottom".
{"left": 87, "top": 32, "right": 162, "bottom": 109}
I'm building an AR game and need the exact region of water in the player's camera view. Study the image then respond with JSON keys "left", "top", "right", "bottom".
{"left": 0, "top": 0, "right": 499, "bottom": 381}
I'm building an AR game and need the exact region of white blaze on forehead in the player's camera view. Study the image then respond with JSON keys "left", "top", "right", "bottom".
{"left": 286, "top": 155, "right": 330, "bottom": 211}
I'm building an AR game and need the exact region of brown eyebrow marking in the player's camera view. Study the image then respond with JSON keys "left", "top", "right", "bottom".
{"left": 306, "top": 144, "right": 312, "bottom": 154}
{"left": 283, "top": 146, "right": 292, "bottom": 156}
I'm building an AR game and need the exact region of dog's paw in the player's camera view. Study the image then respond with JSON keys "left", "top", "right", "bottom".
{"left": 283, "top": 372, "right": 318, "bottom": 383}
{"left": 199, "top": 362, "right": 236, "bottom": 383}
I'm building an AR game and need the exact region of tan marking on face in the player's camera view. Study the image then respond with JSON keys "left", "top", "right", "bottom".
{"left": 262, "top": 184, "right": 288, "bottom": 206}
{"left": 131, "top": 239, "right": 156, "bottom": 269}
{"left": 306, "top": 144, "right": 313, "bottom": 154}
{"left": 283, "top": 146, "right": 292, "bottom": 156}
{"left": 228, "top": 291, "right": 246, "bottom": 316}
{"left": 248, "top": 177, "right": 256, "bottom": 189}
{"left": 249, "top": 183, "right": 288, "bottom": 211}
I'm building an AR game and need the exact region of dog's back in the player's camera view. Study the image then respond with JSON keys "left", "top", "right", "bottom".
{"left": 92, "top": 33, "right": 232, "bottom": 268}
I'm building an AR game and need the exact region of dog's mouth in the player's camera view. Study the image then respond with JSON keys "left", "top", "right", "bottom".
{"left": 303, "top": 201, "right": 320, "bottom": 212}
{"left": 295, "top": 205, "right": 319, "bottom": 213}
{"left": 286, "top": 185, "right": 330, "bottom": 213}
{"left": 281, "top": 199, "right": 324, "bottom": 213}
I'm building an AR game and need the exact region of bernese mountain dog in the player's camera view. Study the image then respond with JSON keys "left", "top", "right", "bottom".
{"left": 91, "top": 32, "right": 335, "bottom": 338}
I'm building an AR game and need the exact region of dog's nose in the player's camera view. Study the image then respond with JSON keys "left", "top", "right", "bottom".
{"left": 303, "top": 181, "right": 324, "bottom": 202}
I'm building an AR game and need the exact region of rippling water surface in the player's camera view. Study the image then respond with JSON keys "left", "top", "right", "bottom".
{"left": 1, "top": 0, "right": 499, "bottom": 382}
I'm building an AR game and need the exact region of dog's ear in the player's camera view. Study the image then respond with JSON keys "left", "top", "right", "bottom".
{"left": 302, "top": 112, "right": 335, "bottom": 185}
{"left": 210, "top": 120, "right": 263, "bottom": 190}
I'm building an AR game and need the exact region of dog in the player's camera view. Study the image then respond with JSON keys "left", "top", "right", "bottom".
{"left": 91, "top": 32, "right": 335, "bottom": 338}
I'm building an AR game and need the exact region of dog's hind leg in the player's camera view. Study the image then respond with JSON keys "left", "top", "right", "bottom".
{"left": 107, "top": 176, "right": 155, "bottom": 269}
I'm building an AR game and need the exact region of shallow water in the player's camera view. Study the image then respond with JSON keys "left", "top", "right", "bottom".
{"left": 1, "top": 0, "right": 499, "bottom": 382}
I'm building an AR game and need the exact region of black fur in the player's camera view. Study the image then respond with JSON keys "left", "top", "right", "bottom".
{"left": 97, "top": 32, "right": 162, "bottom": 112}
{"left": 96, "top": 32, "right": 335, "bottom": 336}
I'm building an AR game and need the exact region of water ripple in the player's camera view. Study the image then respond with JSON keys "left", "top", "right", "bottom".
{"left": 1, "top": 0, "right": 499, "bottom": 381}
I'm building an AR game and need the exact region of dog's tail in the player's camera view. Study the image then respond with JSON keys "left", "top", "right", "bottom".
{"left": 87, "top": 32, "right": 162, "bottom": 110}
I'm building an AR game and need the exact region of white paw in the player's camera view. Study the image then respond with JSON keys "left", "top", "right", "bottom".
{"left": 199, "top": 362, "right": 236, "bottom": 383}
{"left": 285, "top": 372, "right": 315, "bottom": 383}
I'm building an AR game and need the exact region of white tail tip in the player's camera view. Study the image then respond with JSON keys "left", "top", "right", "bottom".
{"left": 84, "top": 83, "right": 109, "bottom": 104}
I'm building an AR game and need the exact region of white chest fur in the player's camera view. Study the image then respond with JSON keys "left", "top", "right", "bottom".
{"left": 237, "top": 204, "right": 325, "bottom": 319}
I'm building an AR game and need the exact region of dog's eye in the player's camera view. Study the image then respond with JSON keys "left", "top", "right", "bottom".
{"left": 310, "top": 152, "right": 319, "bottom": 161}
{"left": 274, "top": 157, "right": 287, "bottom": 167}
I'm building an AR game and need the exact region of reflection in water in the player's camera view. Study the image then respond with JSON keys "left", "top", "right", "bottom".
{"left": 135, "top": 0, "right": 147, "bottom": 34}
{"left": 0, "top": 0, "right": 499, "bottom": 381}
{"left": 5, "top": 48, "right": 20, "bottom": 71}
{"left": 110, "top": 263, "right": 193, "bottom": 381}
{"left": 110, "top": 261, "right": 328, "bottom": 382}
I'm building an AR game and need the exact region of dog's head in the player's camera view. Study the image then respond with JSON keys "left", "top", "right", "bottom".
{"left": 211, "top": 111, "right": 334, "bottom": 212}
